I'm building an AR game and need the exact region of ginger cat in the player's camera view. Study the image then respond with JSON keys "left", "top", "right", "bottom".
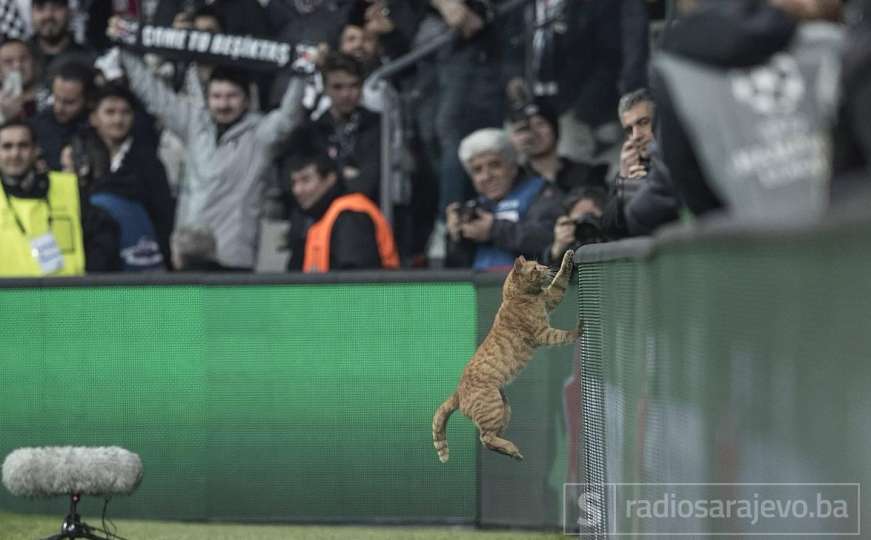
{"left": 433, "top": 250, "right": 580, "bottom": 462}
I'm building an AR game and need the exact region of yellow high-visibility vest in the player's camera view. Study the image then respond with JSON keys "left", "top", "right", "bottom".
{"left": 0, "top": 172, "right": 85, "bottom": 277}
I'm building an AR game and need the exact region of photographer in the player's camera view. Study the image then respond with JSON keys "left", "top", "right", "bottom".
{"left": 544, "top": 186, "right": 607, "bottom": 266}
{"left": 445, "top": 128, "right": 562, "bottom": 270}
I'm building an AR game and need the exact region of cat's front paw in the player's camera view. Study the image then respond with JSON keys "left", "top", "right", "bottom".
{"left": 573, "top": 319, "right": 585, "bottom": 340}
{"left": 562, "top": 249, "right": 575, "bottom": 267}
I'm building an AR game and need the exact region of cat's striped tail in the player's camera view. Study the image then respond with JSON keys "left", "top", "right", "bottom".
{"left": 432, "top": 392, "right": 459, "bottom": 463}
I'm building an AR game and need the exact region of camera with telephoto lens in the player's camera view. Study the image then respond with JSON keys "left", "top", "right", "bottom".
{"left": 573, "top": 214, "right": 606, "bottom": 246}
{"left": 457, "top": 200, "right": 480, "bottom": 223}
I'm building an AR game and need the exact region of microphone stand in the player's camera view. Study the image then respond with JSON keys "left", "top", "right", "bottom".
{"left": 42, "top": 493, "right": 111, "bottom": 540}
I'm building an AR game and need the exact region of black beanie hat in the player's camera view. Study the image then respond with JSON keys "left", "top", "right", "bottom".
{"left": 507, "top": 97, "right": 560, "bottom": 139}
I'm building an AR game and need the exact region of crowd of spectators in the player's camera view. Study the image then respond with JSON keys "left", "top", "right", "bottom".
{"left": 0, "top": 0, "right": 867, "bottom": 277}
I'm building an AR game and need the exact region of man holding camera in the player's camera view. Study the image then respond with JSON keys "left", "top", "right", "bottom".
{"left": 617, "top": 88, "right": 654, "bottom": 183}
{"left": 545, "top": 186, "right": 607, "bottom": 265}
{"left": 445, "top": 127, "right": 562, "bottom": 270}
{"left": 601, "top": 88, "right": 681, "bottom": 238}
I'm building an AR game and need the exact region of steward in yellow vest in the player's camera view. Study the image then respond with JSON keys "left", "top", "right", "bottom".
{"left": 0, "top": 122, "right": 119, "bottom": 277}
{"left": 283, "top": 152, "right": 399, "bottom": 272}
{"left": 0, "top": 170, "right": 86, "bottom": 276}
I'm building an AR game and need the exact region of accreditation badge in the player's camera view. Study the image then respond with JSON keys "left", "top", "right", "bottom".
{"left": 30, "top": 232, "right": 65, "bottom": 275}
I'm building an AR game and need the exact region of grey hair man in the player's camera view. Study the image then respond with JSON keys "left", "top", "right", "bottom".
{"left": 600, "top": 88, "right": 681, "bottom": 239}
{"left": 617, "top": 88, "right": 656, "bottom": 181}
{"left": 445, "top": 128, "right": 563, "bottom": 270}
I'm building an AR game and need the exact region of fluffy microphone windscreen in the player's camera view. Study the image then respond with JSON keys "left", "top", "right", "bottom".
{"left": 2, "top": 446, "right": 143, "bottom": 498}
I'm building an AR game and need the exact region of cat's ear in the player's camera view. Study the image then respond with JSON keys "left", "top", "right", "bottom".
{"left": 513, "top": 256, "right": 525, "bottom": 271}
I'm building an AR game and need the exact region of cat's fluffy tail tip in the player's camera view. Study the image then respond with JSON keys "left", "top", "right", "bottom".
{"left": 438, "top": 453, "right": 449, "bottom": 463}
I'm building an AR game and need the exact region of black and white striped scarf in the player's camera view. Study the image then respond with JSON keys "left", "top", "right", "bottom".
{"left": 0, "top": 0, "right": 26, "bottom": 41}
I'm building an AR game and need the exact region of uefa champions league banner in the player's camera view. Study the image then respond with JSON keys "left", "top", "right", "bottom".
{"left": 109, "top": 19, "right": 319, "bottom": 73}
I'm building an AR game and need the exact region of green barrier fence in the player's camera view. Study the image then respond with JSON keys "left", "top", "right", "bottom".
{"left": 0, "top": 273, "right": 579, "bottom": 528}
{"left": 574, "top": 217, "right": 871, "bottom": 537}
{"left": 0, "top": 280, "right": 479, "bottom": 523}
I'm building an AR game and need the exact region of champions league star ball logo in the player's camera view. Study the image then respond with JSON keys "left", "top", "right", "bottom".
{"left": 731, "top": 53, "right": 805, "bottom": 115}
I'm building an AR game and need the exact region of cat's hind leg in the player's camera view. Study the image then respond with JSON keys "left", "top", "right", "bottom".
{"left": 498, "top": 389, "right": 512, "bottom": 436}
{"left": 465, "top": 387, "right": 524, "bottom": 461}
{"left": 480, "top": 432, "right": 524, "bottom": 461}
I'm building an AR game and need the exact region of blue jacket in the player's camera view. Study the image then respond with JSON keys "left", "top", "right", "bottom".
{"left": 446, "top": 175, "right": 564, "bottom": 270}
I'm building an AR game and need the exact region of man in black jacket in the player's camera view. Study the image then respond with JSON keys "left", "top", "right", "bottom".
{"left": 601, "top": 88, "right": 680, "bottom": 238}
{"left": 506, "top": 97, "right": 609, "bottom": 193}
{"left": 295, "top": 52, "right": 382, "bottom": 203}
{"left": 65, "top": 84, "right": 175, "bottom": 271}
{"left": 283, "top": 151, "right": 398, "bottom": 272}
{"left": 30, "top": 60, "right": 93, "bottom": 171}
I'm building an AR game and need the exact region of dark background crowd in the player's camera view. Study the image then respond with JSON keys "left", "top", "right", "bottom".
{"left": 0, "top": 0, "right": 867, "bottom": 276}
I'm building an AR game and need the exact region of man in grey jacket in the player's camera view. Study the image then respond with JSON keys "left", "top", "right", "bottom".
{"left": 111, "top": 29, "right": 306, "bottom": 269}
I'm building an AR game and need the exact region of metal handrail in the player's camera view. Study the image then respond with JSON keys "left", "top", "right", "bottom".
{"left": 370, "top": 0, "right": 534, "bottom": 84}
{"left": 374, "top": 0, "right": 535, "bottom": 225}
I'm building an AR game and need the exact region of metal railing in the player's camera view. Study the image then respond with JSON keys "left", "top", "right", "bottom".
{"left": 370, "top": 0, "right": 534, "bottom": 224}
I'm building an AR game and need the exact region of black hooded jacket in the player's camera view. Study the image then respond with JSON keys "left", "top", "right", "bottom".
{"left": 601, "top": 146, "right": 681, "bottom": 239}
{"left": 651, "top": 1, "right": 798, "bottom": 216}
